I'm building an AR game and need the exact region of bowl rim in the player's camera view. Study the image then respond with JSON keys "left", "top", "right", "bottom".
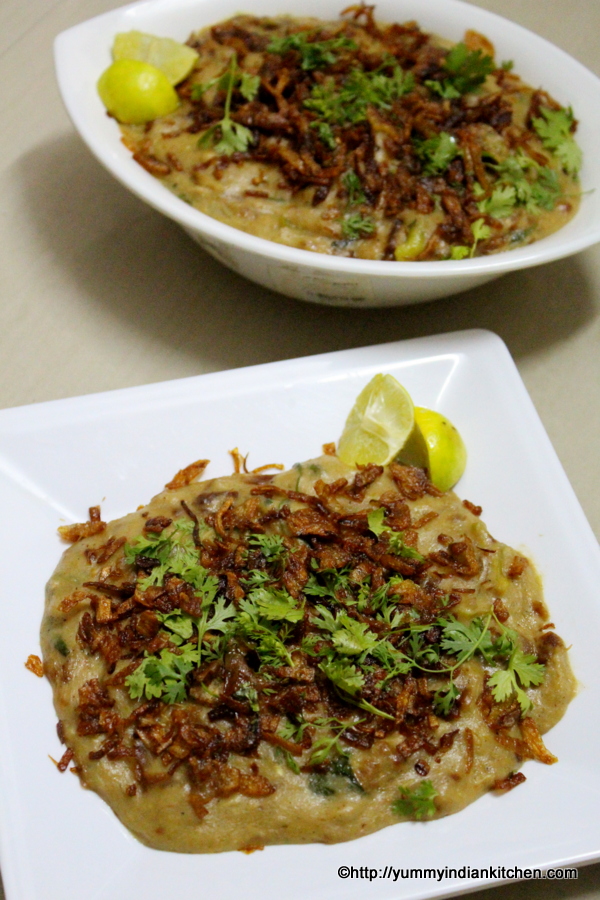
{"left": 54, "top": 0, "right": 600, "bottom": 278}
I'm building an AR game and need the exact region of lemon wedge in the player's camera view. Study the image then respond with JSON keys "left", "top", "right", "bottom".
{"left": 337, "top": 374, "right": 415, "bottom": 466}
{"left": 97, "top": 59, "right": 179, "bottom": 124}
{"left": 112, "top": 31, "right": 199, "bottom": 85}
{"left": 410, "top": 407, "right": 467, "bottom": 492}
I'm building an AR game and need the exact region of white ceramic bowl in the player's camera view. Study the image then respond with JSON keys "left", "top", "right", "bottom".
{"left": 55, "top": 0, "right": 600, "bottom": 307}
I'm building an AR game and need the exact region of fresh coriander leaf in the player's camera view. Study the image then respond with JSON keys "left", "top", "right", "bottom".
{"left": 531, "top": 167, "right": 562, "bottom": 210}
{"left": 443, "top": 42, "right": 495, "bottom": 94}
{"left": 309, "top": 731, "right": 344, "bottom": 766}
{"left": 368, "top": 508, "right": 423, "bottom": 560}
{"left": 371, "top": 640, "right": 412, "bottom": 678}
{"left": 332, "top": 616, "right": 379, "bottom": 656}
{"left": 440, "top": 615, "right": 491, "bottom": 660}
{"left": 424, "top": 79, "right": 461, "bottom": 100}
{"left": 242, "top": 569, "right": 272, "bottom": 587}
{"left": 342, "top": 214, "right": 375, "bottom": 240}
{"left": 199, "top": 595, "right": 237, "bottom": 634}
{"left": 355, "top": 697, "right": 394, "bottom": 719}
{"left": 342, "top": 169, "right": 366, "bottom": 205}
{"left": 275, "top": 746, "right": 301, "bottom": 774}
{"left": 477, "top": 184, "right": 517, "bottom": 219}
{"left": 267, "top": 32, "right": 356, "bottom": 70}
{"left": 198, "top": 53, "right": 255, "bottom": 155}
{"left": 433, "top": 682, "right": 460, "bottom": 715}
{"left": 311, "top": 120, "right": 336, "bottom": 149}
{"left": 415, "top": 132, "right": 458, "bottom": 175}
{"left": 313, "top": 606, "right": 378, "bottom": 656}
{"left": 303, "top": 566, "right": 351, "bottom": 602}
{"left": 470, "top": 218, "right": 491, "bottom": 256}
{"left": 240, "top": 72, "right": 260, "bottom": 101}
{"left": 237, "top": 600, "right": 294, "bottom": 666}
{"left": 232, "top": 682, "right": 260, "bottom": 711}
{"left": 320, "top": 658, "right": 365, "bottom": 695}
{"left": 386, "top": 532, "right": 424, "bottom": 561}
{"left": 247, "top": 585, "right": 304, "bottom": 623}
{"left": 214, "top": 119, "right": 254, "bottom": 155}
{"left": 488, "top": 647, "right": 545, "bottom": 712}
{"left": 450, "top": 245, "right": 470, "bottom": 259}
{"left": 248, "top": 532, "right": 288, "bottom": 563}
{"left": 511, "top": 648, "right": 546, "bottom": 688}
{"left": 305, "top": 64, "right": 414, "bottom": 127}
{"left": 279, "top": 716, "right": 309, "bottom": 743}
{"left": 487, "top": 667, "right": 516, "bottom": 704}
{"left": 157, "top": 609, "right": 194, "bottom": 640}
{"left": 532, "top": 106, "right": 582, "bottom": 175}
{"left": 126, "top": 645, "right": 196, "bottom": 704}
{"left": 392, "top": 780, "right": 437, "bottom": 819}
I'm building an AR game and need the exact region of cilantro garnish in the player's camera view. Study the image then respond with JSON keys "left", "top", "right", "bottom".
{"left": 303, "top": 565, "right": 351, "bottom": 602}
{"left": 532, "top": 106, "right": 582, "bottom": 175}
{"left": 305, "top": 63, "right": 414, "bottom": 127}
{"left": 427, "top": 42, "right": 494, "bottom": 98}
{"left": 319, "top": 657, "right": 365, "bottom": 695}
{"left": 392, "top": 780, "right": 437, "bottom": 819}
{"left": 477, "top": 184, "right": 517, "bottom": 219}
{"left": 245, "top": 585, "right": 304, "bottom": 623}
{"left": 120, "top": 484, "right": 546, "bottom": 735}
{"left": 371, "top": 641, "right": 412, "bottom": 683}
{"left": 232, "top": 682, "right": 260, "bottom": 711}
{"left": 342, "top": 213, "right": 375, "bottom": 240}
{"left": 248, "top": 532, "right": 288, "bottom": 564}
{"left": 267, "top": 32, "right": 356, "bottom": 70}
{"left": 197, "top": 53, "right": 255, "bottom": 155}
{"left": 415, "top": 132, "right": 458, "bottom": 176}
{"left": 125, "top": 519, "right": 218, "bottom": 596}
{"left": 439, "top": 614, "right": 497, "bottom": 663}
{"left": 367, "top": 508, "right": 425, "bottom": 560}
{"left": 237, "top": 597, "right": 295, "bottom": 666}
{"left": 469, "top": 218, "right": 492, "bottom": 256}
{"left": 487, "top": 647, "right": 545, "bottom": 712}
{"left": 311, "top": 121, "right": 336, "bottom": 149}
{"left": 275, "top": 746, "right": 301, "bottom": 774}
{"left": 476, "top": 151, "right": 564, "bottom": 220}
{"left": 433, "top": 682, "right": 460, "bottom": 716}
{"left": 126, "top": 644, "right": 197, "bottom": 704}
{"left": 342, "top": 169, "right": 366, "bottom": 206}
{"left": 240, "top": 72, "right": 260, "bottom": 101}
{"left": 313, "top": 606, "right": 379, "bottom": 655}
{"left": 308, "top": 717, "right": 352, "bottom": 765}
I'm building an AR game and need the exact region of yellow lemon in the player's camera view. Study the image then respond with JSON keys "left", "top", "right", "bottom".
{"left": 97, "top": 59, "right": 179, "bottom": 124}
{"left": 411, "top": 407, "right": 467, "bottom": 492}
{"left": 337, "top": 374, "right": 415, "bottom": 467}
{"left": 112, "top": 31, "right": 199, "bottom": 85}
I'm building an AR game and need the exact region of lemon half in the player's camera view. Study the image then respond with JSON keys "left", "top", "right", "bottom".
{"left": 112, "top": 31, "right": 199, "bottom": 85}
{"left": 337, "top": 374, "right": 415, "bottom": 467}
{"left": 411, "top": 407, "right": 467, "bottom": 492}
{"left": 97, "top": 58, "right": 179, "bottom": 124}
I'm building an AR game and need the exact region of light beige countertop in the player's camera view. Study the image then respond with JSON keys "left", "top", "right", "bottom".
{"left": 1, "top": 0, "right": 598, "bottom": 897}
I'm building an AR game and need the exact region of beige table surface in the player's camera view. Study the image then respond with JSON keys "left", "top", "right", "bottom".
{"left": 1, "top": 0, "right": 599, "bottom": 897}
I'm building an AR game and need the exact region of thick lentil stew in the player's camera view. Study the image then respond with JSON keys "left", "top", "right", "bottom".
{"left": 117, "top": 6, "right": 581, "bottom": 261}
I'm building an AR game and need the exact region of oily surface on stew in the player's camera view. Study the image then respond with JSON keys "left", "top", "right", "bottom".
{"left": 120, "top": 9, "right": 581, "bottom": 261}
{"left": 42, "top": 455, "right": 574, "bottom": 853}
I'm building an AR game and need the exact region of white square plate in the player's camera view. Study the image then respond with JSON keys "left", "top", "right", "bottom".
{"left": 0, "top": 329, "right": 598, "bottom": 900}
